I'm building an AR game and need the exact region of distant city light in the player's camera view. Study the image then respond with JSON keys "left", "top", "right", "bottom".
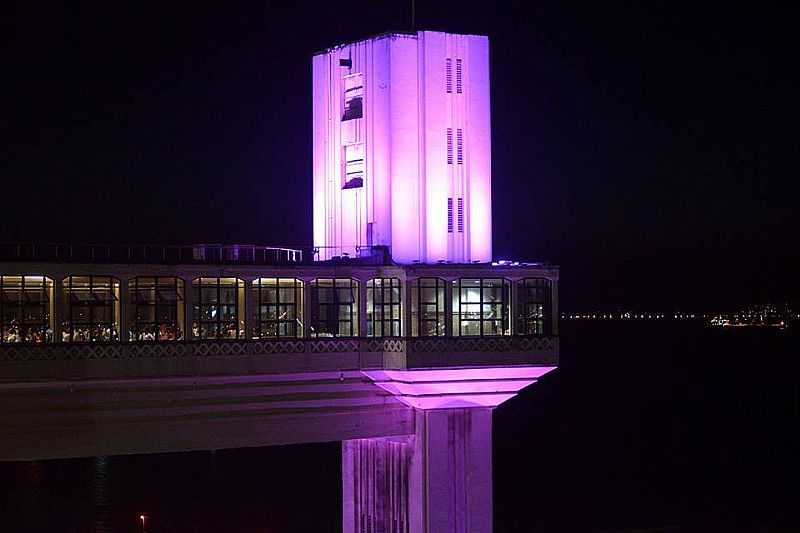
{"left": 561, "top": 303, "right": 793, "bottom": 329}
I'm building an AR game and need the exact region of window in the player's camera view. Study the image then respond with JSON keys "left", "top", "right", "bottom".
{"left": 517, "top": 278, "right": 552, "bottom": 336}
{"left": 128, "top": 277, "right": 185, "bottom": 341}
{"left": 342, "top": 73, "right": 363, "bottom": 121}
{"left": 447, "top": 198, "right": 454, "bottom": 233}
{"left": 446, "top": 58, "right": 453, "bottom": 93}
{"left": 309, "top": 278, "right": 358, "bottom": 337}
{"left": 456, "top": 58, "right": 463, "bottom": 93}
{"left": 456, "top": 128, "right": 463, "bottom": 164}
{"left": 367, "top": 278, "right": 401, "bottom": 337}
{"left": 0, "top": 276, "right": 53, "bottom": 343}
{"left": 457, "top": 197, "right": 464, "bottom": 233}
{"left": 62, "top": 276, "right": 120, "bottom": 342}
{"left": 343, "top": 143, "right": 364, "bottom": 189}
{"left": 446, "top": 128, "right": 453, "bottom": 164}
{"left": 410, "top": 278, "right": 446, "bottom": 336}
{"left": 192, "top": 278, "right": 245, "bottom": 339}
{"left": 252, "top": 278, "right": 303, "bottom": 338}
{"left": 452, "top": 278, "right": 510, "bottom": 336}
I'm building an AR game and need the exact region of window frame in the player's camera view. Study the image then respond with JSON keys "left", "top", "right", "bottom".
{"left": 342, "top": 72, "right": 364, "bottom": 121}
{"left": 308, "top": 278, "right": 359, "bottom": 338}
{"left": 516, "top": 278, "right": 552, "bottom": 336}
{"left": 192, "top": 277, "right": 245, "bottom": 340}
{"left": 128, "top": 277, "right": 185, "bottom": 342}
{"left": 62, "top": 276, "right": 120, "bottom": 342}
{"left": 451, "top": 278, "right": 511, "bottom": 337}
{"left": 410, "top": 277, "right": 447, "bottom": 337}
{"left": 0, "top": 275, "right": 54, "bottom": 343}
{"left": 367, "top": 278, "right": 402, "bottom": 337}
{"left": 252, "top": 278, "right": 304, "bottom": 339}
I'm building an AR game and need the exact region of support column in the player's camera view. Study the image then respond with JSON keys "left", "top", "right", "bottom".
{"left": 53, "top": 276, "right": 64, "bottom": 343}
{"left": 244, "top": 277, "right": 255, "bottom": 339}
{"left": 183, "top": 275, "right": 194, "bottom": 340}
{"left": 358, "top": 278, "right": 368, "bottom": 337}
{"left": 343, "top": 407, "right": 493, "bottom": 533}
{"left": 117, "top": 276, "right": 128, "bottom": 342}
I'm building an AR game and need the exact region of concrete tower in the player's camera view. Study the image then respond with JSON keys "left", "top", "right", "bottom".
{"left": 313, "top": 31, "right": 492, "bottom": 264}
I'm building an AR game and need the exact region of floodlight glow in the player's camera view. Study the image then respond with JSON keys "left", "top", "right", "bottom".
{"left": 312, "top": 31, "right": 493, "bottom": 264}
{"left": 362, "top": 366, "right": 556, "bottom": 410}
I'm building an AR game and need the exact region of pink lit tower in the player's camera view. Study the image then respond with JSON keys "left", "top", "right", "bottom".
{"left": 312, "top": 31, "right": 557, "bottom": 533}
{"left": 313, "top": 31, "right": 492, "bottom": 263}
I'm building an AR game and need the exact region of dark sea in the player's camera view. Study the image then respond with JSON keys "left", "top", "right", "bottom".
{"left": 1, "top": 321, "right": 798, "bottom": 532}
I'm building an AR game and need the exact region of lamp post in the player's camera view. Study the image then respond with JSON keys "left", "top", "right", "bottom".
{"left": 139, "top": 514, "right": 147, "bottom": 533}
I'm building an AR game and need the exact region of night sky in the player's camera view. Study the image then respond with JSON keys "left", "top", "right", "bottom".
{"left": 3, "top": 2, "right": 798, "bottom": 310}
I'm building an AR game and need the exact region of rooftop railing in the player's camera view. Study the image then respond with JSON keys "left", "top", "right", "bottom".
{"left": 0, "top": 243, "right": 304, "bottom": 265}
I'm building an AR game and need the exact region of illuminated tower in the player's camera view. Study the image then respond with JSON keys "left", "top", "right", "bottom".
{"left": 313, "top": 31, "right": 492, "bottom": 263}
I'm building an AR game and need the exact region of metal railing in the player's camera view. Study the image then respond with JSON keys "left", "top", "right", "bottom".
{"left": 0, "top": 243, "right": 304, "bottom": 265}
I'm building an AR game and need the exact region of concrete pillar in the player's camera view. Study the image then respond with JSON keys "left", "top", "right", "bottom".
{"left": 117, "top": 277, "right": 128, "bottom": 342}
{"left": 302, "top": 278, "right": 314, "bottom": 338}
{"left": 444, "top": 280, "right": 453, "bottom": 337}
{"left": 343, "top": 408, "right": 493, "bottom": 533}
{"left": 183, "top": 275, "right": 195, "bottom": 340}
{"left": 52, "top": 276, "right": 64, "bottom": 343}
{"left": 244, "top": 277, "right": 255, "bottom": 339}
{"left": 551, "top": 279, "right": 558, "bottom": 337}
{"left": 510, "top": 279, "right": 519, "bottom": 336}
{"left": 357, "top": 278, "right": 367, "bottom": 337}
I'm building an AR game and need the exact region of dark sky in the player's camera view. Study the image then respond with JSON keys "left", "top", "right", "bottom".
{"left": 3, "top": 2, "right": 798, "bottom": 310}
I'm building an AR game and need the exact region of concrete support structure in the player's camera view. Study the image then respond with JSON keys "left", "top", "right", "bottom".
{"left": 343, "top": 408, "right": 492, "bottom": 533}
{"left": 0, "top": 28, "right": 559, "bottom": 533}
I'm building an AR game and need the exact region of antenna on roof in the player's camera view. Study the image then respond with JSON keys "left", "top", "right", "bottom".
{"left": 411, "top": 0, "right": 415, "bottom": 31}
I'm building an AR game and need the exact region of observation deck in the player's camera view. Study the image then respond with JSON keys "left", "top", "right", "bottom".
{"left": 0, "top": 243, "right": 558, "bottom": 533}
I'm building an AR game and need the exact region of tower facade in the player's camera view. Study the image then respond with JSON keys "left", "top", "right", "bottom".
{"left": 313, "top": 31, "right": 492, "bottom": 264}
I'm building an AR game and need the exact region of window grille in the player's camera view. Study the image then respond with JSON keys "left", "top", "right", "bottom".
{"left": 457, "top": 197, "right": 464, "bottom": 233}
{"left": 446, "top": 58, "right": 452, "bottom": 93}
{"left": 367, "top": 278, "right": 402, "bottom": 337}
{"left": 446, "top": 128, "right": 453, "bottom": 164}
{"left": 62, "top": 276, "right": 120, "bottom": 342}
{"left": 192, "top": 277, "right": 245, "bottom": 339}
{"left": 309, "top": 278, "right": 359, "bottom": 337}
{"left": 516, "top": 278, "right": 553, "bottom": 336}
{"left": 452, "top": 278, "right": 511, "bottom": 336}
{"left": 447, "top": 198, "right": 454, "bottom": 233}
{"left": 456, "top": 58, "right": 463, "bottom": 93}
{"left": 252, "top": 278, "right": 303, "bottom": 338}
{"left": 410, "top": 278, "right": 447, "bottom": 336}
{"left": 457, "top": 128, "right": 463, "bottom": 164}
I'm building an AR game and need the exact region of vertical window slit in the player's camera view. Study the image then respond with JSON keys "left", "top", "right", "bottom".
{"left": 447, "top": 198, "right": 454, "bottom": 233}
{"left": 446, "top": 128, "right": 453, "bottom": 165}
{"left": 445, "top": 58, "right": 452, "bottom": 93}
{"left": 457, "top": 198, "right": 464, "bottom": 233}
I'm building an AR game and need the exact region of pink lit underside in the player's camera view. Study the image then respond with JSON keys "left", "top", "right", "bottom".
{"left": 363, "top": 366, "right": 556, "bottom": 410}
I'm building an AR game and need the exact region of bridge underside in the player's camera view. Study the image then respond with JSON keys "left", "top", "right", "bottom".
{"left": 0, "top": 340, "right": 556, "bottom": 533}
{"left": 0, "top": 370, "right": 414, "bottom": 461}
